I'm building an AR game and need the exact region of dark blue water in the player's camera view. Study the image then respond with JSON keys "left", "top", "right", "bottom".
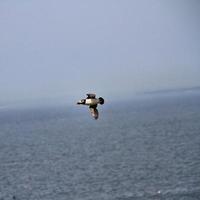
{"left": 0, "top": 94, "right": 200, "bottom": 200}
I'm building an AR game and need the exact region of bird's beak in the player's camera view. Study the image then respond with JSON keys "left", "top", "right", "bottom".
{"left": 77, "top": 100, "right": 82, "bottom": 105}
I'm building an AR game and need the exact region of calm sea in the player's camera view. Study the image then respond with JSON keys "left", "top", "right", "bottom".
{"left": 0, "top": 93, "right": 200, "bottom": 200}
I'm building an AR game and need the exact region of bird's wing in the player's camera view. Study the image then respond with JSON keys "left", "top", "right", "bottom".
{"left": 86, "top": 93, "right": 96, "bottom": 99}
{"left": 89, "top": 105, "right": 99, "bottom": 120}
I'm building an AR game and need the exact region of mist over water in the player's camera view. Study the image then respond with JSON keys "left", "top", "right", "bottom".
{"left": 1, "top": 0, "right": 200, "bottom": 105}
{"left": 0, "top": 93, "right": 200, "bottom": 200}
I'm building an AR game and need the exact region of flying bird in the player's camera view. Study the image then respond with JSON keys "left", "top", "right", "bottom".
{"left": 77, "top": 94, "right": 104, "bottom": 119}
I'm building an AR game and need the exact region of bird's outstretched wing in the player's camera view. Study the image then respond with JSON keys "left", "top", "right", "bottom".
{"left": 86, "top": 93, "right": 96, "bottom": 99}
{"left": 89, "top": 105, "right": 99, "bottom": 120}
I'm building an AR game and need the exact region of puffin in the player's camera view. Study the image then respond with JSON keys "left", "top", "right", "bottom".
{"left": 77, "top": 94, "right": 104, "bottom": 119}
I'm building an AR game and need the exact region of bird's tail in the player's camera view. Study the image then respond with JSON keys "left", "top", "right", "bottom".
{"left": 99, "top": 97, "right": 104, "bottom": 105}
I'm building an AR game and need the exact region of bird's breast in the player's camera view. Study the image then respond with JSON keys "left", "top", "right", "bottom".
{"left": 85, "top": 99, "right": 98, "bottom": 105}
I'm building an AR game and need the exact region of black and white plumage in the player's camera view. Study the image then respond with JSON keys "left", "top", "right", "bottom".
{"left": 77, "top": 94, "right": 104, "bottom": 120}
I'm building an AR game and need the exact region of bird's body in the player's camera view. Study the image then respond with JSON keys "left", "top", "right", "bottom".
{"left": 85, "top": 98, "right": 100, "bottom": 106}
{"left": 77, "top": 94, "right": 104, "bottom": 119}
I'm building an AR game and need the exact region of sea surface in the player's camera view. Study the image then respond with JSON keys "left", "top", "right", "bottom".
{"left": 0, "top": 93, "right": 200, "bottom": 200}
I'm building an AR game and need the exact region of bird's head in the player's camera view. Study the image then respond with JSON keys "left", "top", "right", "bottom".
{"left": 77, "top": 99, "right": 86, "bottom": 105}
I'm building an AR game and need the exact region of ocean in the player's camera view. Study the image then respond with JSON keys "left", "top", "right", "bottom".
{"left": 0, "top": 93, "right": 200, "bottom": 200}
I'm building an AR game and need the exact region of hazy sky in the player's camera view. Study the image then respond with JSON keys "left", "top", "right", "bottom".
{"left": 0, "top": 0, "right": 200, "bottom": 105}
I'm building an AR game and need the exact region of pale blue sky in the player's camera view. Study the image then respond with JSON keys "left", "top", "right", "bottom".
{"left": 0, "top": 0, "right": 200, "bottom": 106}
